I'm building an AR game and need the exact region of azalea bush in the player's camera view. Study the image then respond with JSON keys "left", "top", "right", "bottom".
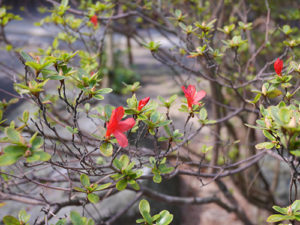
{"left": 0, "top": 0, "right": 300, "bottom": 225}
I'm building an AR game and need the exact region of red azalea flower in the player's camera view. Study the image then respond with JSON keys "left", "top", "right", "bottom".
{"left": 90, "top": 14, "right": 98, "bottom": 27}
{"left": 138, "top": 97, "right": 150, "bottom": 111}
{"left": 182, "top": 85, "right": 206, "bottom": 109}
{"left": 274, "top": 58, "right": 283, "bottom": 76}
{"left": 105, "top": 106, "right": 135, "bottom": 147}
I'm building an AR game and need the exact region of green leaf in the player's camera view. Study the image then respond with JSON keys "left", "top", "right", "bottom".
{"left": 126, "top": 162, "right": 135, "bottom": 171}
{"left": 163, "top": 125, "right": 172, "bottom": 137}
{"left": 73, "top": 187, "right": 86, "bottom": 192}
{"left": 4, "top": 145, "right": 26, "bottom": 157}
{"left": 136, "top": 218, "right": 145, "bottom": 223}
{"left": 158, "top": 137, "right": 169, "bottom": 142}
{"left": 49, "top": 75, "right": 65, "bottom": 80}
{"left": 96, "top": 156, "right": 105, "bottom": 165}
{"left": 22, "top": 111, "right": 29, "bottom": 123}
{"left": 87, "top": 193, "right": 99, "bottom": 204}
{"left": 93, "top": 95, "right": 104, "bottom": 100}
{"left": 52, "top": 38, "right": 59, "bottom": 49}
{"left": 205, "top": 120, "right": 216, "bottom": 125}
{"left": 279, "top": 107, "right": 290, "bottom": 124}
{"left": 41, "top": 69, "right": 57, "bottom": 77}
{"left": 153, "top": 173, "right": 162, "bottom": 183}
{"left": 31, "top": 136, "right": 44, "bottom": 150}
{"left": 0, "top": 110, "right": 3, "bottom": 121}
{"left": 263, "top": 130, "right": 276, "bottom": 141}
{"left": 142, "top": 211, "right": 153, "bottom": 224}
{"left": 61, "top": 0, "right": 69, "bottom": 7}
{"left": 158, "top": 96, "right": 165, "bottom": 103}
{"left": 158, "top": 121, "right": 171, "bottom": 127}
{"left": 18, "top": 209, "right": 30, "bottom": 223}
{"left": 127, "top": 94, "right": 137, "bottom": 108}
{"left": 34, "top": 151, "right": 51, "bottom": 161}
{"left": 267, "top": 89, "right": 282, "bottom": 99}
{"left": 256, "top": 120, "right": 266, "bottom": 127}
{"left": 278, "top": 101, "right": 286, "bottom": 108}
{"left": 150, "top": 112, "right": 159, "bottom": 122}
{"left": 156, "top": 210, "right": 173, "bottom": 225}
{"left": 199, "top": 108, "right": 207, "bottom": 120}
{"left": 139, "top": 199, "right": 152, "bottom": 223}
{"left": 272, "top": 205, "right": 287, "bottom": 214}
{"left": 290, "top": 150, "right": 300, "bottom": 157}
{"left": 152, "top": 214, "right": 160, "bottom": 221}
{"left": 66, "top": 126, "right": 78, "bottom": 134}
{"left": 251, "top": 93, "right": 261, "bottom": 104}
{"left": 25, "top": 62, "right": 41, "bottom": 71}
{"left": 110, "top": 173, "right": 124, "bottom": 180}
{"left": 5, "top": 127, "right": 20, "bottom": 143}
{"left": 135, "top": 170, "right": 143, "bottom": 179}
{"left": 70, "top": 211, "right": 84, "bottom": 225}
{"left": 266, "top": 214, "right": 293, "bottom": 222}
{"left": 86, "top": 219, "right": 94, "bottom": 225}
{"left": 128, "top": 180, "right": 140, "bottom": 190}
{"left": 119, "top": 155, "right": 130, "bottom": 169}
{"left": 80, "top": 174, "right": 90, "bottom": 187}
{"left": 20, "top": 51, "right": 34, "bottom": 62}
{"left": 96, "top": 88, "right": 112, "bottom": 94}
{"left": 0, "top": 154, "right": 19, "bottom": 166}
{"left": 99, "top": 143, "right": 113, "bottom": 157}
{"left": 149, "top": 157, "right": 156, "bottom": 164}
{"left": 94, "top": 183, "right": 112, "bottom": 191}
{"left": 169, "top": 94, "right": 177, "bottom": 103}
{"left": 55, "top": 218, "right": 66, "bottom": 225}
{"left": 26, "top": 153, "right": 40, "bottom": 163}
{"left": 113, "top": 159, "right": 123, "bottom": 170}
{"left": 159, "top": 166, "right": 174, "bottom": 174}
{"left": 116, "top": 179, "right": 127, "bottom": 191}
{"left": 292, "top": 200, "right": 300, "bottom": 212}
{"left": 270, "top": 106, "right": 281, "bottom": 124}
{"left": 3, "top": 216, "right": 20, "bottom": 225}
{"left": 255, "top": 142, "right": 274, "bottom": 150}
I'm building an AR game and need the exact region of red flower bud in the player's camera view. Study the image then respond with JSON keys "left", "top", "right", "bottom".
{"left": 274, "top": 58, "right": 283, "bottom": 76}
{"left": 90, "top": 15, "right": 98, "bottom": 27}
{"left": 138, "top": 97, "right": 150, "bottom": 111}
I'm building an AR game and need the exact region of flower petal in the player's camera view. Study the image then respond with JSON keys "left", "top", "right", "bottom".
{"left": 106, "top": 106, "right": 124, "bottom": 137}
{"left": 105, "top": 122, "right": 113, "bottom": 138}
{"left": 187, "top": 85, "right": 196, "bottom": 98}
{"left": 118, "top": 118, "right": 135, "bottom": 132}
{"left": 113, "top": 106, "right": 125, "bottom": 122}
{"left": 193, "top": 90, "right": 206, "bottom": 103}
{"left": 182, "top": 85, "right": 196, "bottom": 109}
{"left": 113, "top": 131, "right": 129, "bottom": 147}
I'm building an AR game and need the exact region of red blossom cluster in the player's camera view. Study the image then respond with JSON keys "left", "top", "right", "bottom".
{"left": 106, "top": 84, "right": 208, "bottom": 148}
